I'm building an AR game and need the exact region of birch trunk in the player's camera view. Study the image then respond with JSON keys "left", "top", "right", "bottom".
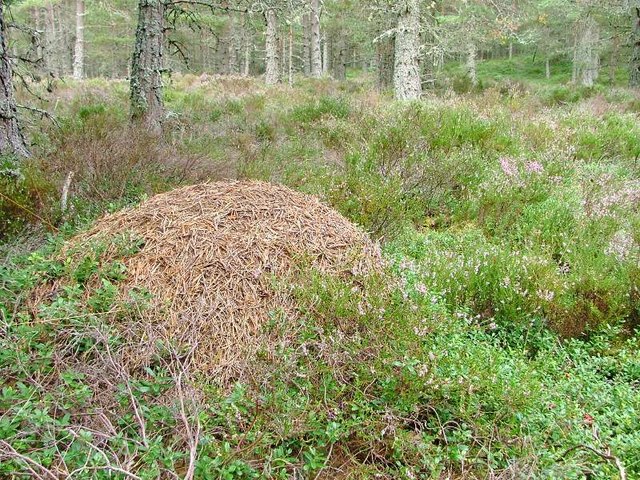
{"left": 310, "top": 0, "right": 322, "bottom": 78}
{"left": 631, "top": 4, "right": 640, "bottom": 87}
{"left": 72, "top": 0, "right": 85, "bottom": 79}
{"left": 264, "top": 9, "right": 279, "bottom": 85}
{"left": 0, "top": 4, "right": 30, "bottom": 157}
{"left": 393, "top": 0, "right": 421, "bottom": 100}
{"left": 130, "top": 0, "right": 165, "bottom": 133}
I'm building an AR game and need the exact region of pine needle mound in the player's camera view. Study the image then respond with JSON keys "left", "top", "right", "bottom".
{"left": 59, "top": 181, "right": 382, "bottom": 383}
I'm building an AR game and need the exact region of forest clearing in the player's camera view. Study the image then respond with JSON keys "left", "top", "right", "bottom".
{"left": 1, "top": 0, "right": 640, "bottom": 478}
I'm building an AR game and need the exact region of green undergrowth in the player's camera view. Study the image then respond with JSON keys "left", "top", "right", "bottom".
{"left": 1, "top": 74, "right": 640, "bottom": 477}
{"left": 1, "top": 233, "right": 639, "bottom": 478}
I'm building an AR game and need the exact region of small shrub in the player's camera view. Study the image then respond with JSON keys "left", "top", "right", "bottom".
{"left": 43, "top": 107, "right": 206, "bottom": 219}
{"left": 0, "top": 156, "right": 57, "bottom": 238}
{"left": 289, "top": 96, "right": 350, "bottom": 124}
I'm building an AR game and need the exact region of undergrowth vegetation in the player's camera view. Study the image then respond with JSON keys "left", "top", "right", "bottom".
{"left": 1, "top": 74, "right": 639, "bottom": 478}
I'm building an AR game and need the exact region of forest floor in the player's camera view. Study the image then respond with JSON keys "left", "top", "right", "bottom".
{"left": 1, "top": 73, "right": 640, "bottom": 478}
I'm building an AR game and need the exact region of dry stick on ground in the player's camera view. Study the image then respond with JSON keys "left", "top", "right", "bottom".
{"left": 560, "top": 422, "right": 627, "bottom": 480}
{"left": 102, "top": 331, "right": 149, "bottom": 448}
{"left": 560, "top": 444, "right": 626, "bottom": 480}
{"left": 66, "top": 465, "right": 142, "bottom": 480}
{"left": 61, "top": 424, "right": 141, "bottom": 480}
{"left": 160, "top": 341, "right": 202, "bottom": 480}
{"left": 177, "top": 369, "right": 200, "bottom": 480}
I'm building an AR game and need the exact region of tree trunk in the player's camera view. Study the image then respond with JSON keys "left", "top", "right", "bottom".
{"left": 376, "top": 35, "right": 394, "bottom": 91}
{"left": 281, "top": 36, "right": 286, "bottom": 79}
{"left": 302, "top": 13, "right": 311, "bottom": 76}
{"left": 310, "top": 0, "right": 322, "bottom": 78}
{"left": 571, "top": 32, "right": 578, "bottom": 83}
{"left": 393, "top": 0, "right": 421, "bottom": 100}
{"left": 243, "top": 14, "right": 251, "bottom": 77}
{"left": 229, "top": 41, "right": 238, "bottom": 75}
{"left": 545, "top": 58, "right": 551, "bottom": 79}
{"left": 264, "top": 9, "right": 279, "bottom": 85}
{"left": 243, "top": 40, "right": 251, "bottom": 77}
{"left": 0, "top": 4, "right": 30, "bottom": 158}
{"left": 334, "top": 34, "right": 346, "bottom": 81}
{"left": 73, "top": 0, "right": 85, "bottom": 79}
{"left": 33, "top": 8, "right": 43, "bottom": 65}
{"left": 322, "top": 35, "right": 330, "bottom": 75}
{"left": 130, "top": 0, "right": 165, "bottom": 134}
{"left": 45, "top": 2, "right": 59, "bottom": 76}
{"left": 631, "top": 5, "right": 640, "bottom": 87}
{"left": 288, "top": 24, "right": 294, "bottom": 87}
{"left": 54, "top": 3, "right": 71, "bottom": 76}
{"left": 227, "top": 16, "right": 240, "bottom": 75}
{"left": 575, "top": 17, "right": 599, "bottom": 87}
{"left": 610, "top": 34, "right": 620, "bottom": 86}
{"left": 508, "top": 42, "right": 513, "bottom": 60}
{"left": 219, "top": 37, "right": 230, "bottom": 75}
{"left": 467, "top": 42, "right": 478, "bottom": 87}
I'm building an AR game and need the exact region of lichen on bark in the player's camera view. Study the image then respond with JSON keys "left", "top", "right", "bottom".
{"left": 393, "top": 0, "right": 421, "bottom": 100}
{"left": 0, "top": 3, "right": 30, "bottom": 158}
{"left": 130, "top": 0, "right": 166, "bottom": 134}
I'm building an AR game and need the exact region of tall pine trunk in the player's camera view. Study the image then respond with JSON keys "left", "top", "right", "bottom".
{"left": 264, "top": 9, "right": 279, "bottom": 85}
{"left": 322, "top": 35, "right": 330, "bottom": 75}
{"left": 0, "top": 4, "right": 30, "bottom": 157}
{"left": 334, "top": 34, "right": 346, "bottom": 81}
{"left": 242, "top": 13, "right": 251, "bottom": 77}
{"left": 130, "top": 0, "right": 165, "bottom": 133}
{"left": 33, "top": 8, "right": 43, "bottom": 64}
{"left": 288, "top": 24, "right": 294, "bottom": 87}
{"left": 281, "top": 36, "right": 286, "bottom": 79}
{"left": 302, "top": 13, "right": 311, "bottom": 76}
{"left": 310, "top": 0, "right": 322, "bottom": 78}
{"left": 72, "top": 0, "right": 85, "bottom": 79}
{"left": 631, "top": 4, "right": 640, "bottom": 87}
{"left": 393, "top": 0, "right": 421, "bottom": 100}
{"left": 575, "top": 17, "right": 599, "bottom": 87}
{"left": 610, "top": 34, "right": 620, "bottom": 86}
{"left": 376, "top": 34, "right": 394, "bottom": 91}
{"left": 243, "top": 41, "right": 251, "bottom": 77}
{"left": 45, "top": 2, "right": 59, "bottom": 76}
